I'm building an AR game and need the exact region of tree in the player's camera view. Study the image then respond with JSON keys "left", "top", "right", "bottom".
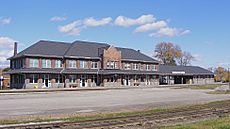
{"left": 154, "top": 42, "right": 182, "bottom": 66}
{"left": 177, "top": 52, "right": 194, "bottom": 66}
{"left": 2, "top": 67, "right": 10, "bottom": 72}
{"left": 214, "top": 67, "right": 226, "bottom": 82}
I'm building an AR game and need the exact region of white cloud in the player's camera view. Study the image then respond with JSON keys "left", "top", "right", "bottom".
{"left": 149, "top": 27, "right": 190, "bottom": 37}
{"left": 57, "top": 14, "right": 190, "bottom": 37}
{"left": 180, "top": 30, "right": 191, "bottom": 35}
{"left": 192, "top": 54, "right": 203, "bottom": 62}
{"left": 0, "top": 17, "right": 11, "bottom": 25}
{"left": 58, "top": 17, "right": 113, "bottom": 35}
{"left": 114, "top": 14, "right": 190, "bottom": 37}
{"left": 114, "top": 14, "right": 155, "bottom": 27}
{"left": 0, "top": 37, "right": 17, "bottom": 68}
{"left": 58, "top": 20, "right": 83, "bottom": 35}
{"left": 83, "top": 17, "right": 112, "bottom": 27}
{"left": 50, "top": 16, "right": 66, "bottom": 22}
{"left": 134, "top": 20, "right": 167, "bottom": 33}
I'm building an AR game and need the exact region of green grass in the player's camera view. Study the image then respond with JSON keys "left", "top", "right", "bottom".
{"left": 184, "top": 84, "right": 222, "bottom": 90}
{"left": 0, "top": 108, "right": 170, "bottom": 125}
{"left": 160, "top": 116, "right": 230, "bottom": 129}
{"left": 0, "top": 99, "right": 230, "bottom": 126}
{"left": 209, "top": 91, "right": 230, "bottom": 94}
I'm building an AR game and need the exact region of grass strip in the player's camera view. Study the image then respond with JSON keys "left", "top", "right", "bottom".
{"left": 0, "top": 99, "right": 230, "bottom": 126}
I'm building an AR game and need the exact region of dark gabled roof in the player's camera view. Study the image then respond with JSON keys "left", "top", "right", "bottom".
{"left": 159, "top": 65, "right": 214, "bottom": 75}
{"left": 9, "top": 40, "right": 71, "bottom": 59}
{"left": 116, "top": 47, "right": 158, "bottom": 63}
{"left": 9, "top": 40, "right": 158, "bottom": 63}
{"left": 64, "top": 41, "right": 109, "bottom": 59}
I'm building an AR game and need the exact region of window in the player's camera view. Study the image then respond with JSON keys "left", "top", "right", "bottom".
{"left": 42, "top": 59, "right": 51, "bottom": 68}
{"left": 29, "top": 74, "right": 38, "bottom": 83}
{"left": 110, "top": 61, "right": 115, "bottom": 69}
{"left": 106, "top": 61, "right": 118, "bottom": 69}
{"left": 152, "top": 65, "right": 157, "bottom": 71}
{"left": 29, "top": 59, "right": 39, "bottom": 68}
{"left": 140, "top": 64, "right": 144, "bottom": 70}
{"left": 134, "top": 75, "right": 139, "bottom": 82}
{"left": 115, "top": 62, "right": 118, "bottom": 69}
{"left": 55, "top": 75, "right": 63, "bottom": 83}
{"left": 16, "top": 59, "right": 23, "bottom": 68}
{"left": 55, "top": 60, "right": 62, "bottom": 68}
{"left": 91, "top": 61, "right": 98, "bottom": 69}
{"left": 124, "top": 63, "right": 131, "bottom": 70}
{"left": 69, "top": 75, "right": 76, "bottom": 83}
{"left": 106, "top": 62, "right": 110, "bottom": 68}
{"left": 69, "top": 60, "right": 76, "bottom": 68}
{"left": 80, "top": 60, "right": 88, "bottom": 69}
{"left": 146, "top": 64, "right": 151, "bottom": 71}
{"left": 133, "top": 63, "right": 139, "bottom": 70}
{"left": 11, "top": 60, "right": 14, "bottom": 69}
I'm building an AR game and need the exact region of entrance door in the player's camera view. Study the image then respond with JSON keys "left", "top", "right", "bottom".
{"left": 80, "top": 75, "right": 87, "bottom": 87}
{"left": 124, "top": 75, "right": 130, "bottom": 86}
{"left": 146, "top": 75, "right": 150, "bottom": 85}
{"left": 43, "top": 75, "right": 51, "bottom": 87}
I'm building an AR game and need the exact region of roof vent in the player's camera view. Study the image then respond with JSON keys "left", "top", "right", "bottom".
{"left": 137, "top": 50, "right": 140, "bottom": 52}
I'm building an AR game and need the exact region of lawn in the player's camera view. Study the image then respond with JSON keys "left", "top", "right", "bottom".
{"left": 184, "top": 84, "right": 222, "bottom": 90}
{"left": 0, "top": 100, "right": 229, "bottom": 126}
{"left": 160, "top": 116, "right": 230, "bottom": 129}
{"left": 209, "top": 90, "right": 230, "bottom": 94}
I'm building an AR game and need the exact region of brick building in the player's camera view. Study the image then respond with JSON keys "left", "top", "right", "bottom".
{"left": 6, "top": 40, "right": 214, "bottom": 89}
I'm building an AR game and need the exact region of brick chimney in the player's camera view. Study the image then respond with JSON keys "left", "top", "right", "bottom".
{"left": 13, "top": 42, "right": 17, "bottom": 56}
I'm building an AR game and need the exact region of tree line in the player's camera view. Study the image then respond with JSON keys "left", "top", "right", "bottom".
{"left": 212, "top": 67, "right": 230, "bottom": 82}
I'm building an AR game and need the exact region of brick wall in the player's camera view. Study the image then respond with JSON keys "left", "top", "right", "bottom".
{"left": 102, "top": 46, "right": 122, "bottom": 69}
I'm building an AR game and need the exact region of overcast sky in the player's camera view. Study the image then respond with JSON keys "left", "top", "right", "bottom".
{"left": 0, "top": 0, "right": 229, "bottom": 69}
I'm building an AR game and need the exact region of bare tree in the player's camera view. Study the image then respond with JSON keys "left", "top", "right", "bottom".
{"left": 214, "top": 67, "right": 226, "bottom": 82}
{"left": 154, "top": 42, "right": 182, "bottom": 66}
{"left": 177, "top": 52, "right": 194, "bottom": 66}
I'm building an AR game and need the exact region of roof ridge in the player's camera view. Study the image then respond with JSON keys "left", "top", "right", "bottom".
{"left": 73, "top": 40, "right": 109, "bottom": 46}
{"left": 39, "top": 40, "right": 70, "bottom": 44}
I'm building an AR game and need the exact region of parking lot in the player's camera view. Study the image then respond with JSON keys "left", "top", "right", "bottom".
{"left": 0, "top": 87, "right": 230, "bottom": 120}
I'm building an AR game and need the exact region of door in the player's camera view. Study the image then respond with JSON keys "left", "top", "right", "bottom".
{"left": 146, "top": 75, "right": 150, "bottom": 85}
{"left": 80, "top": 75, "right": 87, "bottom": 87}
{"left": 43, "top": 75, "right": 51, "bottom": 88}
{"left": 124, "top": 75, "right": 130, "bottom": 86}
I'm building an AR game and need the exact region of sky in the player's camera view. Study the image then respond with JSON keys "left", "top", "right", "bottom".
{"left": 0, "top": 0, "right": 230, "bottom": 69}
